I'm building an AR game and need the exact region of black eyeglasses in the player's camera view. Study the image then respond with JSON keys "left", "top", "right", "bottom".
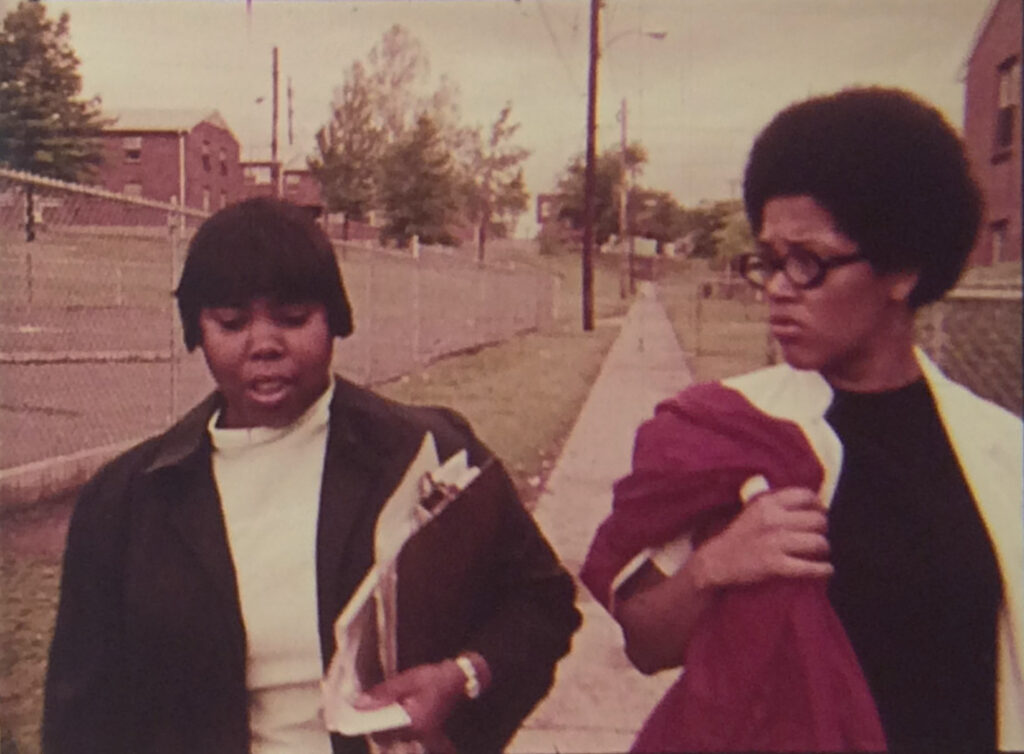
{"left": 737, "top": 245, "right": 867, "bottom": 290}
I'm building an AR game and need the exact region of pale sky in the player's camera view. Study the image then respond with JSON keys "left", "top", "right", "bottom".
{"left": 24, "top": 0, "right": 995, "bottom": 234}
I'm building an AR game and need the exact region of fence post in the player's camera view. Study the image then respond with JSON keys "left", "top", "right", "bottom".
{"left": 364, "top": 252, "right": 375, "bottom": 384}
{"left": 695, "top": 287, "right": 702, "bottom": 356}
{"left": 478, "top": 266, "right": 488, "bottom": 343}
{"left": 412, "top": 254, "right": 422, "bottom": 365}
{"left": 168, "top": 218, "right": 179, "bottom": 423}
{"left": 25, "top": 251, "right": 33, "bottom": 306}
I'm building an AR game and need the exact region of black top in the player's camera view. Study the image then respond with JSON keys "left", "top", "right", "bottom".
{"left": 825, "top": 379, "right": 1002, "bottom": 753}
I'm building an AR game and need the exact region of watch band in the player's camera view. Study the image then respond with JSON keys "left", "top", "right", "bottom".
{"left": 454, "top": 654, "right": 481, "bottom": 699}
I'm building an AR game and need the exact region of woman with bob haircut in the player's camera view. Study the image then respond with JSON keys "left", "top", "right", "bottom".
{"left": 582, "top": 87, "right": 1023, "bottom": 752}
{"left": 43, "top": 196, "right": 581, "bottom": 754}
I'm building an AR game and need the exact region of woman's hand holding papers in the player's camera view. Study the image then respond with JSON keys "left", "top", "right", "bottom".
{"left": 354, "top": 652, "right": 492, "bottom": 754}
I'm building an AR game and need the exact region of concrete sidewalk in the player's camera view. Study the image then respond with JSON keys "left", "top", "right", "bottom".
{"left": 509, "top": 283, "right": 694, "bottom": 753}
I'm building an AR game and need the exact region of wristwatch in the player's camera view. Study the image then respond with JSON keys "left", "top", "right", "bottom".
{"left": 454, "top": 654, "right": 481, "bottom": 699}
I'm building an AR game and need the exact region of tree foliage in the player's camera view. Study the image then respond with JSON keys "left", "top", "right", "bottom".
{"left": 313, "top": 25, "right": 532, "bottom": 250}
{"left": 366, "top": 24, "right": 430, "bottom": 144}
{"left": 309, "top": 61, "right": 382, "bottom": 239}
{"left": 679, "top": 200, "right": 741, "bottom": 259}
{"left": 378, "top": 114, "right": 458, "bottom": 247}
{"left": 0, "top": 0, "right": 107, "bottom": 181}
{"left": 461, "top": 103, "right": 531, "bottom": 260}
{"left": 555, "top": 142, "right": 647, "bottom": 247}
{"left": 635, "top": 191, "right": 687, "bottom": 244}
{"left": 711, "top": 203, "right": 755, "bottom": 271}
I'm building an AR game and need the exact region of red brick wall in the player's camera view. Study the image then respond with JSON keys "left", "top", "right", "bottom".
{"left": 282, "top": 170, "right": 323, "bottom": 208}
{"left": 963, "top": 0, "right": 1022, "bottom": 266}
{"left": 184, "top": 121, "right": 244, "bottom": 211}
{"left": 95, "top": 120, "right": 244, "bottom": 221}
{"left": 98, "top": 131, "right": 182, "bottom": 205}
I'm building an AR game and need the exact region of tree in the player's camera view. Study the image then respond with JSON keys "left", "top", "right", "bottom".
{"left": 314, "top": 25, "right": 530, "bottom": 250}
{"left": 678, "top": 200, "right": 735, "bottom": 259}
{"left": 0, "top": 0, "right": 109, "bottom": 240}
{"left": 378, "top": 114, "right": 458, "bottom": 247}
{"left": 555, "top": 142, "right": 646, "bottom": 248}
{"left": 366, "top": 24, "right": 430, "bottom": 144}
{"left": 636, "top": 191, "right": 687, "bottom": 247}
{"left": 462, "top": 103, "right": 531, "bottom": 261}
{"left": 309, "top": 61, "right": 383, "bottom": 240}
{"left": 711, "top": 204, "right": 755, "bottom": 273}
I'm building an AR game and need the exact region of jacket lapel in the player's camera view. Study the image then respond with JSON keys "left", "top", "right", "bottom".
{"left": 315, "top": 380, "right": 429, "bottom": 666}
{"left": 162, "top": 448, "right": 245, "bottom": 617}
{"left": 143, "top": 397, "right": 248, "bottom": 654}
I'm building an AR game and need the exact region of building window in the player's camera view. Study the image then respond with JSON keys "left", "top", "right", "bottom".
{"left": 220, "top": 190, "right": 227, "bottom": 209}
{"left": 219, "top": 147, "right": 228, "bottom": 177}
{"left": 990, "top": 220, "right": 1008, "bottom": 264}
{"left": 122, "top": 136, "right": 142, "bottom": 162}
{"left": 202, "top": 141, "right": 212, "bottom": 171}
{"left": 285, "top": 173, "right": 301, "bottom": 187}
{"left": 994, "top": 57, "right": 1020, "bottom": 160}
{"left": 123, "top": 182, "right": 143, "bottom": 197}
{"left": 244, "top": 165, "right": 272, "bottom": 185}
{"left": 202, "top": 187, "right": 211, "bottom": 212}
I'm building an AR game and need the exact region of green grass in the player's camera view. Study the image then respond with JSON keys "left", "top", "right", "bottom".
{"left": 1, "top": 501, "right": 68, "bottom": 754}
{"left": 378, "top": 323, "right": 620, "bottom": 505}
{"left": 378, "top": 243, "right": 628, "bottom": 503}
{"left": 0, "top": 240, "right": 628, "bottom": 754}
{"left": 656, "top": 257, "right": 774, "bottom": 382}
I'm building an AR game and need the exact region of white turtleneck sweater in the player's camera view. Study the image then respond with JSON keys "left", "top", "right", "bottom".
{"left": 209, "top": 382, "right": 335, "bottom": 754}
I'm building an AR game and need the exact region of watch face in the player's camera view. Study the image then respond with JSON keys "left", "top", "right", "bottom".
{"left": 455, "top": 655, "right": 481, "bottom": 699}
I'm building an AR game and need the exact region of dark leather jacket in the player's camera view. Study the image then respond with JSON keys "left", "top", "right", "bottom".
{"left": 43, "top": 377, "right": 580, "bottom": 754}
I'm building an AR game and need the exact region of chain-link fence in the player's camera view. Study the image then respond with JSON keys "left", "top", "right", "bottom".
{"left": 917, "top": 274, "right": 1022, "bottom": 416}
{"left": 0, "top": 168, "right": 555, "bottom": 505}
{"left": 658, "top": 256, "right": 1022, "bottom": 415}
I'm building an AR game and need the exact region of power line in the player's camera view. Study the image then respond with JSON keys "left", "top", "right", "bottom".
{"left": 535, "top": 0, "right": 585, "bottom": 99}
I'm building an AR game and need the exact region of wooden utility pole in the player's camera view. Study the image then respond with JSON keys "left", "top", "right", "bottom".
{"left": 619, "top": 97, "right": 636, "bottom": 294}
{"left": 581, "top": 0, "right": 600, "bottom": 331}
{"left": 271, "top": 46, "right": 280, "bottom": 196}
{"left": 287, "top": 76, "right": 294, "bottom": 146}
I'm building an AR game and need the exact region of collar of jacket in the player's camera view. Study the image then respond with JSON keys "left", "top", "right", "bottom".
{"left": 139, "top": 377, "right": 411, "bottom": 477}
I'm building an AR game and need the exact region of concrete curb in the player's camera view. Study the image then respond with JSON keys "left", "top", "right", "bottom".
{"left": 0, "top": 439, "right": 139, "bottom": 510}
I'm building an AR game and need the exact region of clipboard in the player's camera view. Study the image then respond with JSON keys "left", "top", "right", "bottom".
{"left": 321, "top": 432, "right": 486, "bottom": 737}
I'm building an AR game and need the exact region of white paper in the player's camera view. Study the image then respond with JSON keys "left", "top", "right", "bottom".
{"left": 321, "top": 433, "right": 485, "bottom": 737}
{"left": 321, "top": 432, "right": 439, "bottom": 736}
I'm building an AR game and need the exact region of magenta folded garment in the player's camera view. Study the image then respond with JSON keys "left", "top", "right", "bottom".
{"left": 580, "top": 381, "right": 886, "bottom": 753}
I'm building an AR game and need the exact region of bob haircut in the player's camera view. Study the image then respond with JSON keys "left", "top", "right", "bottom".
{"left": 743, "top": 87, "right": 982, "bottom": 308}
{"left": 175, "top": 197, "right": 354, "bottom": 351}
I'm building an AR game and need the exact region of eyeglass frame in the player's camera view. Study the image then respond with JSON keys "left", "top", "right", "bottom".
{"left": 737, "top": 245, "right": 868, "bottom": 290}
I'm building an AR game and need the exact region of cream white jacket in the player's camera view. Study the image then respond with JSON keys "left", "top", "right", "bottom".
{"left": 721, "top": 348, "right": 1024, "bottom": 750}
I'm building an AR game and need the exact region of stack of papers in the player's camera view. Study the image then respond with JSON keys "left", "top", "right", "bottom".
{"left": 321, "top": 432, "right": 481, "bottom": 736}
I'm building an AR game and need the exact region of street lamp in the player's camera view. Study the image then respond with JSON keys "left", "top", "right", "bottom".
{"left": 580, "top": 10, "right": 666, "bottom": 330}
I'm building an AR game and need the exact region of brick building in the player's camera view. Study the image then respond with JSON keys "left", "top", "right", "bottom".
{"left": 962, "top": 0, "right": 1022, "bottom": 266}
{"left": 99, "top": 109, "right": 244, "bottom": 213}
{"left": 242, "top": 153, "right": 325, "bottom": 216}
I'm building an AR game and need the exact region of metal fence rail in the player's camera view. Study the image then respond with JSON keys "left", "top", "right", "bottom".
{"left": 0, "top": 169, "right": 555, "bottom": 504}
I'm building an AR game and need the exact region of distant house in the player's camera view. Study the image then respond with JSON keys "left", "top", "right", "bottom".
{"left": 96, "top": 108, "right": 243, "bottom": 214}
{"left": 962, "top": 0, "right": 1022, "bottom": 266}
{"left": 535, "top": 192, "right": 560, "bottom": 225}
{"left": 242, "top": 153, "right": 325, "bottom": 218}
{"left": 241, "top": 160, "right": 277, "bottom": 200}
